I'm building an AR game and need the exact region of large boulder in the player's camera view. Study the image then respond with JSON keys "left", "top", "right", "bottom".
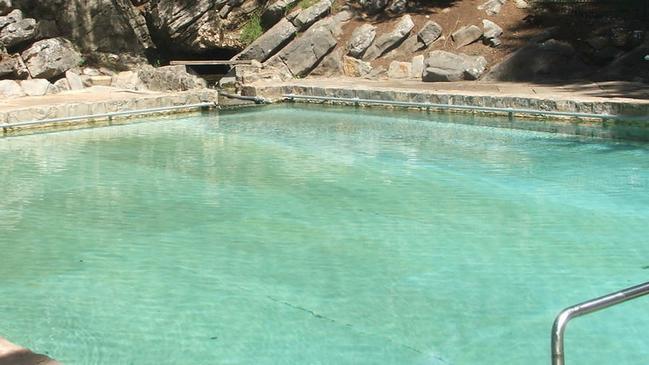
{"left": 292, "top": 0, "right": 332, "bottom": 30}
{"left": 363, "top": 14, "right": 414, "bottom": 61}
{"left": 135, "top": 65, "right": 207, "bottom": 91}
{"left": 0, "top": 53, "right": 27, "bottom": 78}
{"left": 359, "top": 0, "right": 389, "bottom": 14}
{"left": 310, "top": 48, "right": 343, "bottom": 77}
{"left": 267, "top": 17, "right": 338, "bottom": 77}
{"left": 423, "top": 50, "right": 487, "bottom": 81}
{"left": 482, "top": 19, "right": 503, "bottom": 47}
{"left": 65, "top": 70, "right": 84, "bottom": 90}
{"left": 387, "top": 60, "right": 411, "bottom": 79}
{"left": 0, "top": 8, "right": 21, "bottom": 30}
{"left": 418, "top": 21, "right": 443, "bottom": 47}
{"left": 236, "top": 18, "right": 297, "bottom": 62}
{"left": 411, "top": 54, "right": 424, "bottom": 78}
{"left": 13, "top": 0, "right": 150, "bottom": 53}
{"left": 0, "top": 79, "right": 24, "bottom": 97}
{"left": 452, "top": 25, "right": 483, "bottom": 48}
{"left": 20, "top": 78, "right": 55, "bottom": 96}
{"left": 483, "top": 39, "right": 592, "bottom": 82}
{"left": 342, "top": 55, "right": 372, "bottom": 77}
{"left": 478, "top": 0, "right": 506, "bottom": 15}
{"left": 347, "top": 23, "right": 376, "bottom": 58}
{"left": 0, "top": 17, "right": 37, "bottom": 47}
{"left": 262, "top": 0, "right": 298, "bottom": 28}
{"left": 21, "top": 37, "right": 82, "bottom": 79}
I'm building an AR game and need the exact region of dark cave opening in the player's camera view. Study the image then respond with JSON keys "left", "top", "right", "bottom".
{"left": 147, "top": 46, "right": 241, "bottom": 85}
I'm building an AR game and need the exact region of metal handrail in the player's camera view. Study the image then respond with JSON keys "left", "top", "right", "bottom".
{"left": 551, "top": 281, "right": 649, "bottom": 365}
{"left": 283, "top": 94, "right": 649, "bottom": 122}
{"left": 1, "top": 102, "right": 216, "bottom": 130}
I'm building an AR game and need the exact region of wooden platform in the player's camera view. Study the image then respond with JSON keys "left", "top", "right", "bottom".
{"left": 170, "top": 60, "right": 252, "bottom": 66}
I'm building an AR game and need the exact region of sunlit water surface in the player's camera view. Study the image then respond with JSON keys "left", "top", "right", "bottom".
{"left": 1, "top": 105, "right": 649, "bottom": 365}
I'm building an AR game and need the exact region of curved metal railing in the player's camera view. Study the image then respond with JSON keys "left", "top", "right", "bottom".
{"left": 551, "top": 281, "right": 649, "bottom": 365}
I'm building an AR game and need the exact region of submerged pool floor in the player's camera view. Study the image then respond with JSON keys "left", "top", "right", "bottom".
{"left": 1, "top": 105, "right": 649, "bottom": 365}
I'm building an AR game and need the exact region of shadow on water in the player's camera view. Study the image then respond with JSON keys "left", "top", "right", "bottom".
{"left": 0, "top": 350, "right": 58, "bottom": 365}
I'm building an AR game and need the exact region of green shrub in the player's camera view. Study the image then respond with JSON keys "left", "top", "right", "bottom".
{"left": 240, "top": 13, "right": 263, "bottom": 46}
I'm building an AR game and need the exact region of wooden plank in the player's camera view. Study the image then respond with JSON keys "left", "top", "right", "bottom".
{"left": 170, "top": 60, "right": 253, "bottom": 66}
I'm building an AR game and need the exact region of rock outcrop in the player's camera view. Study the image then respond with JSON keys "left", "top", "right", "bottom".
{"left": 452, "top": 25, "right": 483, "bottom": 48}
{"left": 348, "top": 23, "right": 376, "bottom": 58}
{"left": 293, "top": 0, "right": 332, "bottom": 30}
{"left": 363, "top": 14, "right": 414, "bottom": 61}
{"left": 21, "top": 37, "right": 82, "bottom": 79}
{"left": 482, "top": 19, "right": 503, "bottom": 47}
{"left": 423, "top": 50, "right": 487, "bottom": 81}
{"left": 236, "top": 18, "right": 297, "bottom": 62}
{"left": 267, "top": 18, "right": 338, "bottom": 77}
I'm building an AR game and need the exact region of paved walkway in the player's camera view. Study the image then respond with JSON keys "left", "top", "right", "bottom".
{"left": 0, "top": 86, "right": 171, "bottom": 113}
{"left": 251, "top": 78, "right": 649, "bottom": 104}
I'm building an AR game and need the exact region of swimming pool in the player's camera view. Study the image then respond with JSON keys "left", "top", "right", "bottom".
{"left": 1, "top": 105, "right": 648, "bottom": 365}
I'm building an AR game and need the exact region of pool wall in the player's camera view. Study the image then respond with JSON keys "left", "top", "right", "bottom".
{"left": 243, "top": 82, "right": 649, "bottom": 141}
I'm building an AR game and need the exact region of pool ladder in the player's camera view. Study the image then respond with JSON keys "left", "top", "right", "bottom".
{"left": 551, "top": 281, "right": 649, "bottom": 365}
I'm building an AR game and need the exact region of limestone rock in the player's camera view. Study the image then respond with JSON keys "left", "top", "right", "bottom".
{"left": 0, "top": 79, "right": 24, "bottom": 97}
{"left": 21, "top": 37, "right": 82, "bottom": 79}
{"left": 482, "top": 19, "right": 503, "bottom": 47}
{"left": 478, "top": 0, "right": 506, "bottom": 15}
{"left": 418, "top": 21, "right": 443, "bottom": 47}
{"left": 0, "top": 9, "right": 21, "bottom": 30}
{"left": 262, "top": 0, "right": 298, "bottom": 28}
{"left": 360, "top": 0, "right": 389, "bottom": 14}
{"left": 14, "top": 0, "right": 149, "bottom": 53}
{"left": 452, "top": 25, "right": 483, "bottom": 48}
{"left": 514, "top": 0, "right": 528, "bottom": 8}
{"left": 399, "top": 34, "right": 424, "bottom": 52}
{"left": 387, "top": 0, "right": 407, "bottom": 14}
{"left": 310, "top": 48, "right": 343, "bottom": 77}
{"left": 348, "top": 23, "right": 376, "bottom": 58}
{"left": 269, "top": 18, "right": 337, "bottom": 77}
{"left": 363, "top": 14, "right": 414, "bottom": 61}
{"left": 65, "top": 70, "right": 84, "bottom": 90}
{"left": 0, "top": 17, "right": 37, "bottom": 47}
{"left": 237, "top": 18, "right": 297, "bottom": 62}
{"left": 483, "top": 39, "right": 591, "bottom": 82}
{"left": 53, "top": 77, "right": 70, "bottom": 92}
{"left": 136, "top": 65, "right": 207, "bottom": 91}
{"left": 387, "top": 60, "right": 411, "bottom": 79}
{"left": 0, "top": 53, "right": 26, "bottom": 78}
{"left": 342, "top": 55, "right": 372, "bottom": 77}
{"left": 423, "top": 50, "right": 487, "bottom": 81}
{"left": 293, "top": 0, "right": 332, "bottom": 30}
{"left": 20, "top": 78, "right": 55, "bottom": 96}
{"left": 411, "top": 54, "right": 424, "bottom": 78}
{"left": 110, "top": 70, "right": 143, "bottom": 90}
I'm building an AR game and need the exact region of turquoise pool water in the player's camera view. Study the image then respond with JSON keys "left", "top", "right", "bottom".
{"left": 1, "top": 105, "right": 648, "bottom": 365}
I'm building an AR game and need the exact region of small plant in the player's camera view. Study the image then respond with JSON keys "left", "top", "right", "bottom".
{"left": 240, "top": 12, "right": 264, "bottom": 46}
{"left": 78, "top": 57, "right": 86, "bottom": 67}
{"left": 298, "top": 0, "right": 318, "bottom": 9}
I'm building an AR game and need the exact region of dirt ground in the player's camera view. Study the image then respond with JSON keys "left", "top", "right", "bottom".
{"left": 338, "top": 0, "right": 537, "bottom": 69}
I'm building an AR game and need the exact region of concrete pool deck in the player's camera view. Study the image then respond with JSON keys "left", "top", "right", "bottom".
{"left": 1, "top": 79, "right": 648, "bottom": 139}
{"left": 0, "top": 86, "right": 218, "bottom": 135}
{"left": 0, "top": 337, "right": 59, "bottom": 365}
{"left": 244, "top": 78, "right": 649, "bottom": 140}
